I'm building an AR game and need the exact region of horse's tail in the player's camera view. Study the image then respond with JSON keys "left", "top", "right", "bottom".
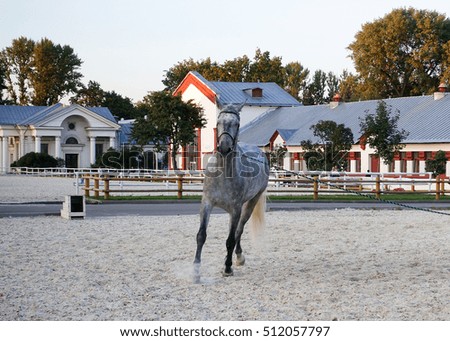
{"left": 248, "top": 191, "right": 266, "bottom": 240}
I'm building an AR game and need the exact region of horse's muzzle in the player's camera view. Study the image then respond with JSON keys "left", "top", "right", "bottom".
{"left": 217, "top": 136, "right": 233, "bottom": 155}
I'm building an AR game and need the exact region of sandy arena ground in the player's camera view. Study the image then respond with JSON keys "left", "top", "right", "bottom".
{"left": 0, "top": 175, "right": 449, "bottom": 320}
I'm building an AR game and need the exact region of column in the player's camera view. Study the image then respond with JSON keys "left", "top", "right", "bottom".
{"left": 55, "top": 136, "right": 61, "bottom": 159}
{"left": 109, "top": 136, "right": 116, "bottom": 150}
{"left": 2, "top": 136, "right": 8, "bottom": 173}
{"left": 90, "top": 137, "right": 96, "bottom": 165}
{"left": 35, "top": 136, "right": 41, "bottom": 153}
{"left": 0, "top": 137, "right": 3, "bottom": 173}
{"left": 350, "top": 159, "right": 357, "bottom": 173}
{"left": 19, "top": 132, "right": 25, "bottom": 158}
{"left": 406, "top": 160, "right": 414, "bottom": 173}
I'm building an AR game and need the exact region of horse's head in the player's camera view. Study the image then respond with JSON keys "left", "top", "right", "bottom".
{"left": 216, "top": 103, "right": 244, "bottom": 155}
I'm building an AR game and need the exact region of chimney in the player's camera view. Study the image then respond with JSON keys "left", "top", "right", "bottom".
{"left": 434, "top": 83, "right": 448, "bottom": 100}
{"left": 330, "top": 93, "right": 342, "bottom": 109}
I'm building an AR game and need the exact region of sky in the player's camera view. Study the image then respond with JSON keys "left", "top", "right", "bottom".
{"left": 1, "top": 0, "right": 450, "bottom": 103}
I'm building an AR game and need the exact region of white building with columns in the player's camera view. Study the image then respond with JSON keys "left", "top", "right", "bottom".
{"left": 0, "top": 103, "right": 120, "bottom": 173}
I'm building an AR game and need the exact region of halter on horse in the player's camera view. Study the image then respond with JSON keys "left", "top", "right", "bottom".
{"left": 194, "top": 103, "right": 269, "bottom": 281}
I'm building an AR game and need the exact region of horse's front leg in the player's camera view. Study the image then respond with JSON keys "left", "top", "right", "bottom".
{"left": 194, "top": 200, "right": 212, "bottom": 282}
{"left": 223, "top": 208, "right": 241, "bottom": 276}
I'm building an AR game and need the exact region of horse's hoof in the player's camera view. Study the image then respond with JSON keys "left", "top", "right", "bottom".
{"left": 236, "top": 253, "right": 245, "bottom": 266}
{"left": 193, "top": 263, "right": 201, "bottom": 283}
{"left": 222, "top": 268, "right": 234, "bottom": 277}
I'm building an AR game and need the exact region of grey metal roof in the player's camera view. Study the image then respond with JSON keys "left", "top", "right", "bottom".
{"left": 190, "top": 71, "right": 301, "bottom": 107}
{"left": 239, "top": 94, "right": 450, "bottom": 146}
{"left": 118, "top": 122, "right": 133, "bottom": 145}
{"left": 0, "top": 104, "right": 117, "bottom": 126}
{"left": 19, "top": 103, "right": 64, "bottom": 124}
{"left": 0, "top": 105, "right": 49, "bottom": 125}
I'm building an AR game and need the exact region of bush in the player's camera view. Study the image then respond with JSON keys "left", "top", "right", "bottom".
{"left": 425, "top": 150, "right": 448, "bottom": 178}
{"left": 11, "top": 152, "right": 62, "bottom": 168}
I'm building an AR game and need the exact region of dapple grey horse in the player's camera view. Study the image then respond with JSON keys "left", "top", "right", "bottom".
{"left": 194, "top": 103, "right": 269, "bottom": 280}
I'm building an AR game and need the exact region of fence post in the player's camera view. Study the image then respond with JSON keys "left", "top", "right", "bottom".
{"left": 104, "top": 175, "right": 110, "bottom": 200}
{"left": 440, "top": 176, "right": 445, "bottom": 197}
{"left": 313, "top": 176, "right": 319, "bottom": 200}
{"left": 94, "top": 177, "right": 100, "bottom": 199}
{"left": 435, "top": 176, "right": 441, "bottom": 200}
{"left": 84, "top": 175, "right": 90, "bottom": 197}
{"left": 375, "top": 175, "right": 381, "bottom": 199}
{"left": 177, "top": 174, "right": 183, "bottom": 199}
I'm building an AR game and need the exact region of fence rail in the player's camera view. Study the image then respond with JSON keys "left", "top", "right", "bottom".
{"left": 81, "top": 173, "right": 449, "bottom": 200}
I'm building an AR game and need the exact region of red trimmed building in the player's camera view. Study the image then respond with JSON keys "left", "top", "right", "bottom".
{"left": 173, "top": 71, "right": 300, "bottom": 170}
{"left": 239, "top": 84, "right": 450, "bottom": 177}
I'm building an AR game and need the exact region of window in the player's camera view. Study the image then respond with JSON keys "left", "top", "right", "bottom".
{"left": 66, "top": 137, "right": 78, "bottom": 144}
{"left": 95, "top": 144, "right": 103, "bottom": 160}
{"left": 41, "top": 144, "right": 49, "bottom": 155}
{"left": 400, "top": 152, "right": 407, "bottom": 172}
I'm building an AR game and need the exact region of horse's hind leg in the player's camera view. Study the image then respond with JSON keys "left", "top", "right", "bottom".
{"left": 194, "top": 200, "right": 212, "bottom": 282}
{"left": 235, "top": 192, "right": 264, "bottom": 266}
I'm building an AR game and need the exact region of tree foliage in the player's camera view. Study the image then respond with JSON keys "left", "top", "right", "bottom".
{"left": 0, "top": 36, "right": 83, "bottom": 105}
{"left": 0, "top": 54, "right": 10, "bottom": 104}
{"left": 300, "top": 120, "right": 354, "bottom": 171}
{"left": 31, "top": 38, "right": 83, "bottom": 105}
{"left": 283, "top": 61, "right": 310, "bottom": 100}
{"left": 359, "top": 100, "right": 409, "bottom": 165}
{"left": 91, "top": 146, "right": 144, "bottom": 169}
{"left": 348, "top": 7, "right": 450, "bottom": 98}
{"left": 1, "top": 36, "right": 34, "bottom": 104}
{"left": 425, "top": 150, "right": 448, "bottom": 177}
{"left": 162, "top": 48, "right": 312, "bottom": 101}
{"left": 131, "top": 91, "right": 206, "bottom": 170}
{"left": 11, "top": 152, "right": 63, "bottom": 168}
{"left": 269, "top": 144, "right": 287, "bottom": 169}
{"left": 71, "top": 80, "right": 140, "bottom": 119}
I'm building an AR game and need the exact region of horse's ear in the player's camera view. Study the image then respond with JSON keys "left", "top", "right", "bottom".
{"left": 235, "top": 100, "right": 247, "bottom": 113}
{"left": 216, "top": 96, "right": 223, "bottom": 109}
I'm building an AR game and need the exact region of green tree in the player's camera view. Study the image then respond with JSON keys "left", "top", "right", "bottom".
{"left": 103, "top": 90, "right": 141, "bottom": 120}
{"left": 302, "top": 70, "right": 327, "bottom": 105}
{"left": 92, "top": 146, "right": 143, "bottom": 169}
{"left": 31, "top": 38, "right": 83, "bottom": 105}
{"left": 326, "top": 72, "right": 340, "bottom": 102}
{"left": 248, "top": 48, "right": 284, "bottom": 84}
{"left": 71, "top": 80, "right": 105, "bottom": 106}
{"left": 348, "top": 7, "right": 450, "bottom": 98}
{"left": 425, "top": 150, "right": 448, "bottom": 178}
{"left": 1, "top": 37, "right": 83, "bottom": 105}
{"left": 269, "top": 144, "right": 287, "bottom": 169}
{"left": 0, "top": 53, "right": 11, "bottom": 104}
{"left": 1, "top": 36, "right": 34, "bottom": 104}
{"left": 219, "top": 55, "right": 251, "bottom": 82}
{"left": 131, "top": 91, "right": 206, "bottom": 170}
{"left": 441, "top": 41, "right": 450, "bottom": 84}
{"left": 359, "top": 100, "right": 409, "bottom": 165}
{"left": 338, "top": 70, "right": 361, "bottom": 102}
{"left": 162, "top": 49, "right": 304, "bottom": 94}
{"left": 72, "top": 81, "right": 141, "bottom": 119}
{"left": 162, "top": 57, "right": 222, "bottom": 92}
{"left": 300, "top": 120, "right": 354, "bottom": 171}
{"left": 11, "top": 152, "right": 63, "bottom": 168}
{"left": 284, "top": 61, "right": 309, "bottom": 100}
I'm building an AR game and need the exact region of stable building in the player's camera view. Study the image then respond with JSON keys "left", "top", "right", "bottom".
{"left": 174, "top": 71, "right": 301, "bottom": 170}
{"left": 239, "top": 85, "right": 450, "bottom": 176}
{"left": 0, "top": 103, "right": 120, "bottom": 173}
